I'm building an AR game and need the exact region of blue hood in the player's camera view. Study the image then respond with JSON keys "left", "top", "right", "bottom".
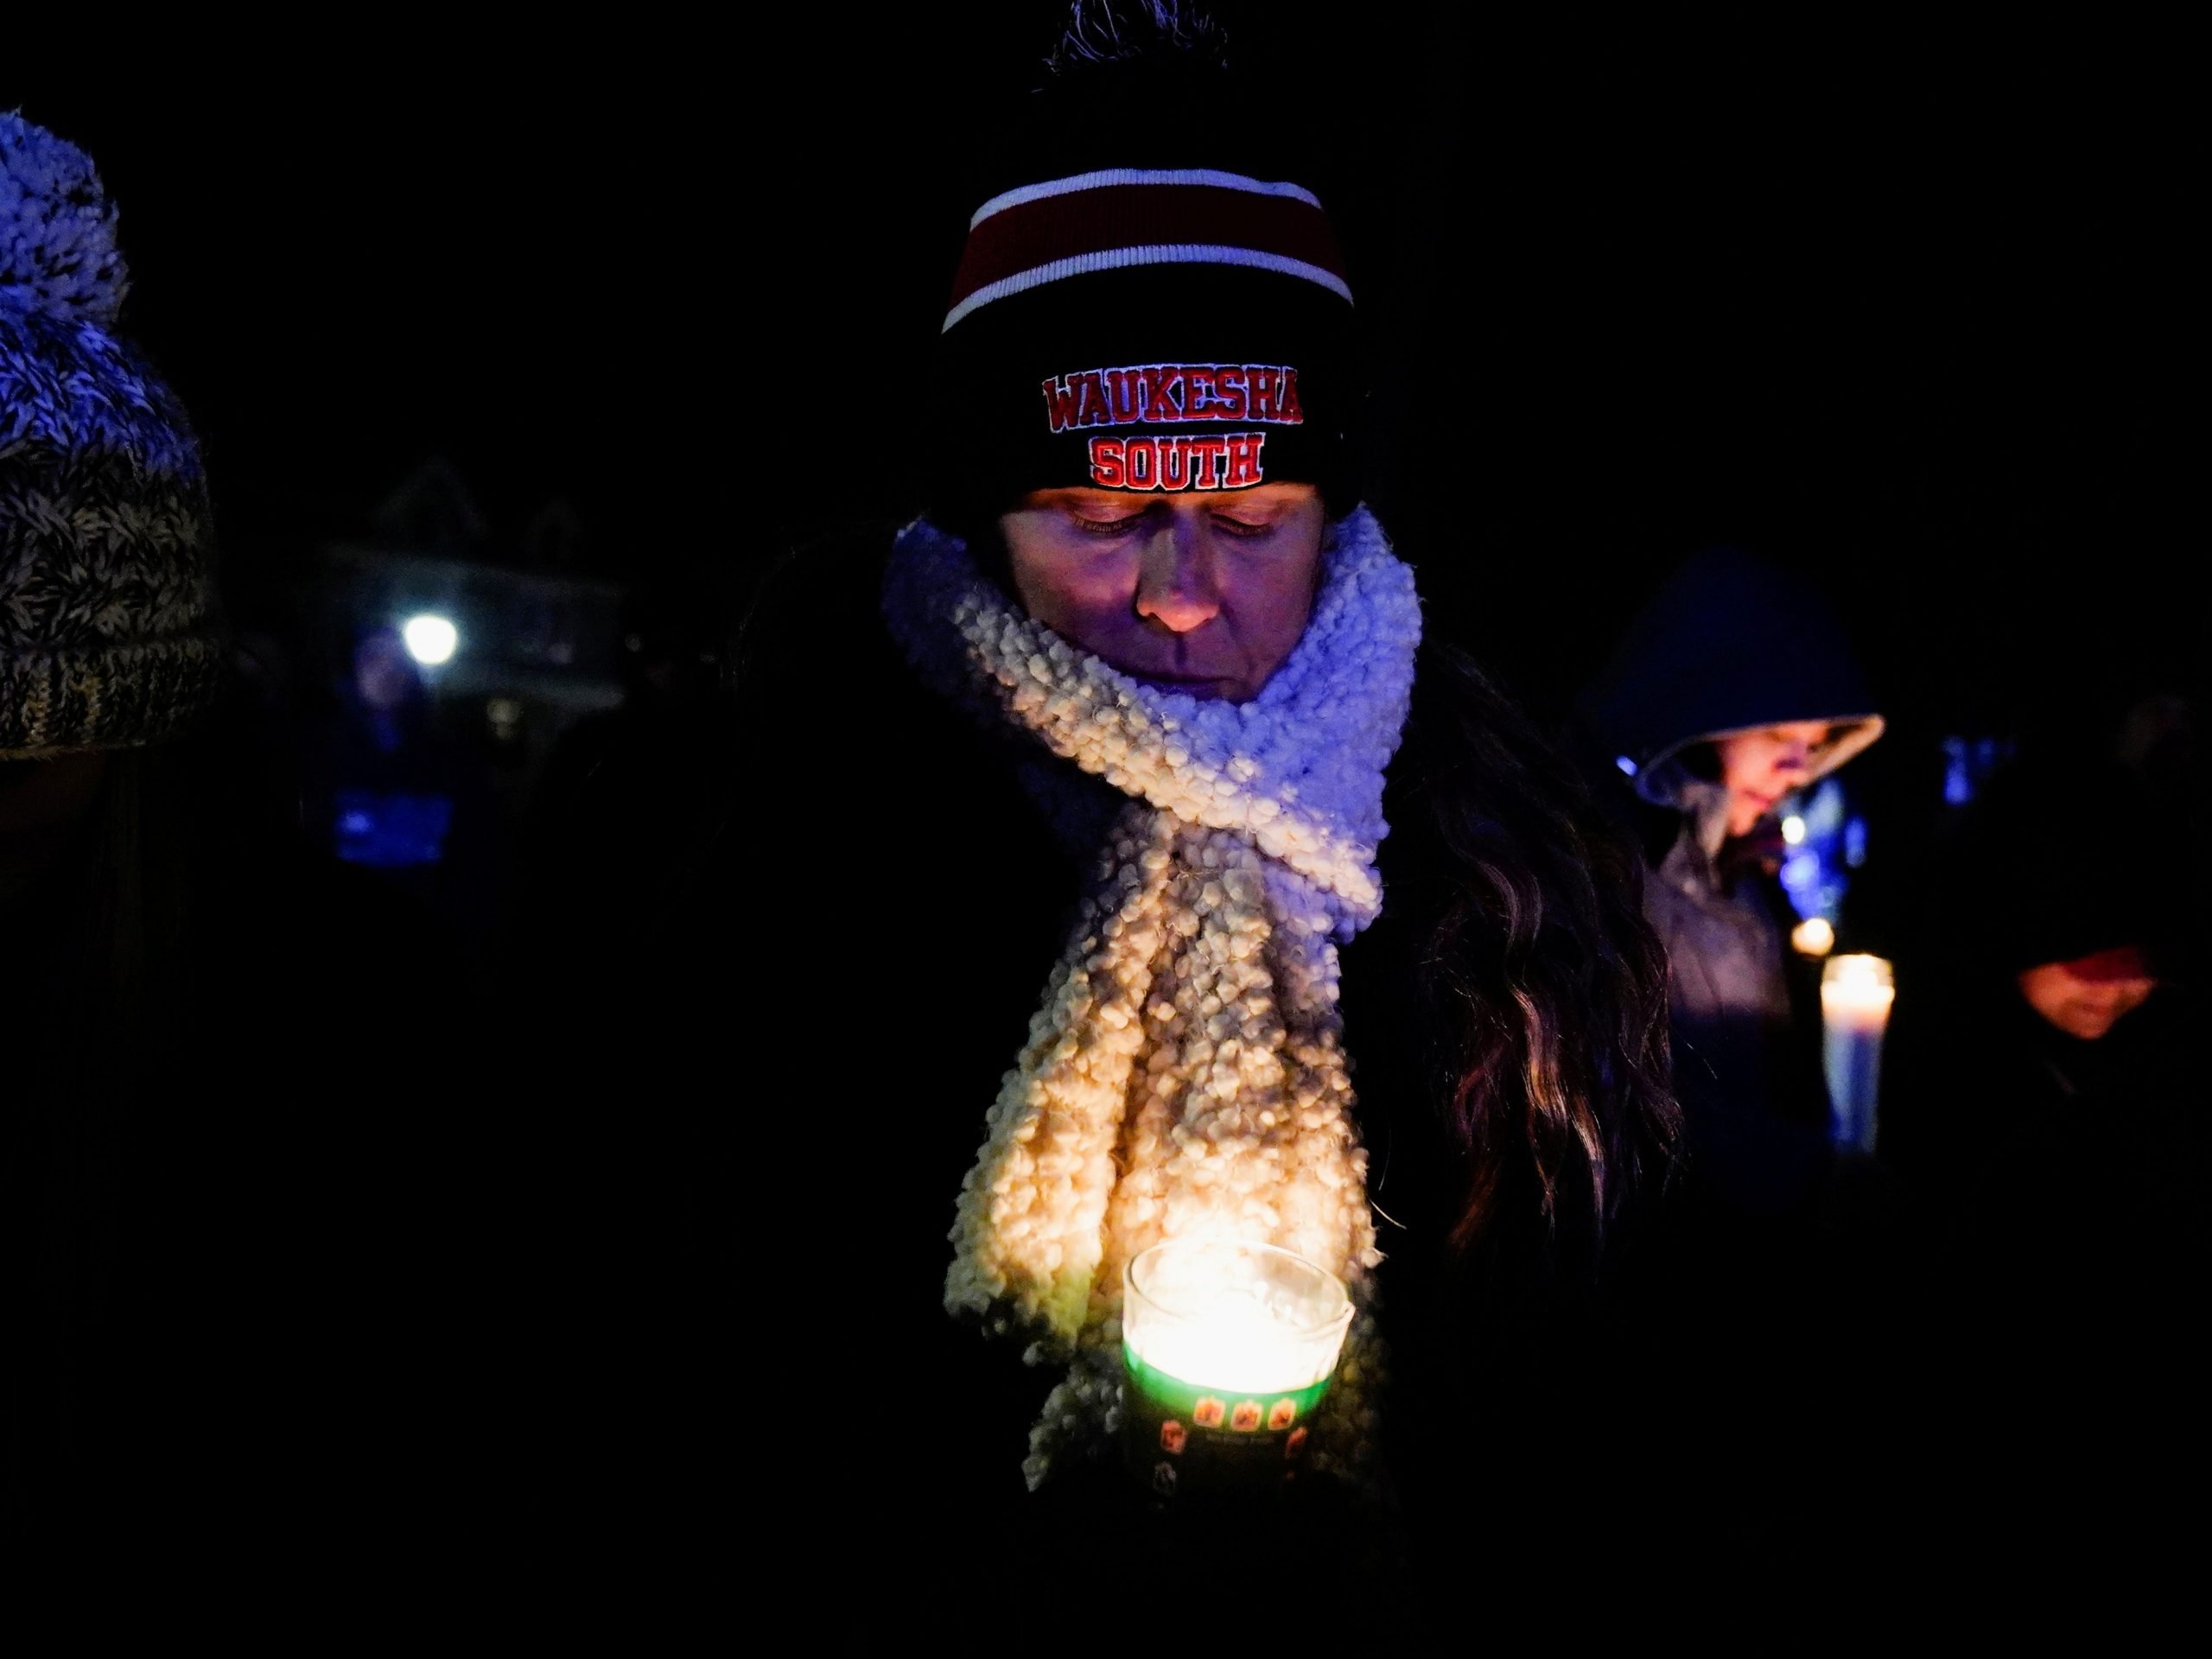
{"left": 1580, "top": 548, "right": 1883, "bottom": 808}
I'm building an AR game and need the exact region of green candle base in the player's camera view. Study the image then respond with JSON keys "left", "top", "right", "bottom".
{"left": 1122, "top": 1343, "right": 1334, "bottom": 1503}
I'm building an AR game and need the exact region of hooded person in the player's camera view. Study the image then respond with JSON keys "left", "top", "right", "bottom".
{"left": 679, "top": 5, "right": 1680, "bottom": 1616}
{"left": 1568, "top": 544, "right": 1926, "bottom": 1574}
{"left": 1581, "top": 546, "right": 1885, "bottom": 1208}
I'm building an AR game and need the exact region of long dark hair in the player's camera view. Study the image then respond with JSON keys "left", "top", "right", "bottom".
{"left": 1408, "top": 644, "right": 1679, "bottom": 1266}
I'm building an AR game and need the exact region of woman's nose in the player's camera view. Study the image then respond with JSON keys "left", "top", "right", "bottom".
{"left": 1134, "top": 516, "right": 1221, "bottom": 633}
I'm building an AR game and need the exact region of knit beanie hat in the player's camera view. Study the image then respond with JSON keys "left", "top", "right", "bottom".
{"left": 931, "top": 15, "right": 1360, "bottom": 530}
{"left": 2, "top": 112, "right": 224, "bottom": 759}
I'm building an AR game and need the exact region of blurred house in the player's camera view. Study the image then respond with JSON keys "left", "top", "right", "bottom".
{"left": 310, "top": 460, "right": 626, "bottom": 807}
{"left": 296, "top": 460, "right": 626, "bottom": 948}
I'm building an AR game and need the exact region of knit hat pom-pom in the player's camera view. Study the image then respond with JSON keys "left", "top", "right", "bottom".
{"left": 1, "top": 111, "right": 129, "bottom": 327}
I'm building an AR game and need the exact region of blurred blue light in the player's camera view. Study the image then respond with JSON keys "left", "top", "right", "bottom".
{"left": 334, "top": 788, "right": 453, "bottom": 869}
{"left": 1844, "top": 817, "right": 1869, "bottom": 868}
{"left": 1615, "top": 755, "right": 1638, "bottom": 777}
{"left": 1942, "top": 737, "right": 1973, "bottom": 805}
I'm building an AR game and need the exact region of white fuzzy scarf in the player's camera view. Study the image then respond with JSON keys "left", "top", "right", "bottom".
{"left": 882, "top": 506, "right": 1422, "bottom": 1487}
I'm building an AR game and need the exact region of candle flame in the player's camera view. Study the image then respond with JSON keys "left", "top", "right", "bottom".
{"left": 1821, "top": 953, "right": 1896, "bottom": 1017}
{"left": 1827, "top": 953, "right": 1893, "bottom": 990}
{"left": 1123, "top": 1238, "right": 1351, "bottom": 1396}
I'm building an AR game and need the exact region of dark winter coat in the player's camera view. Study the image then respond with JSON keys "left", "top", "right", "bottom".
{"left": 497, "top": 527, "right": 1699, "bottom": 1625}
{"left": 512, "top": 530, "right": 1979, "bottom": 1620}
{"left": 464, "top": 524, "right": 2190, "bottom": 1606}
{"left": 1878, "top": 754, "right": 2206, "bottom": 1529}
{"left": 1878, "top": 976, "right": 2205, "bottom": 1562}
{"left": 1, "top": 732, "right": 499, "bottom": 1514}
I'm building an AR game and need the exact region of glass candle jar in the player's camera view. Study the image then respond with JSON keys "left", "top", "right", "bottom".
{"left": 1121, "top": 1238, "right": 1353, "bottom": 1503}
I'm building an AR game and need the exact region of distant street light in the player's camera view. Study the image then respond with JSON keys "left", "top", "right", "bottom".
{"left": 402, "top": 613, "right": 459, "bottom": 666}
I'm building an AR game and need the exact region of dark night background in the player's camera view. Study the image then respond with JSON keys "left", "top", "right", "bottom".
{"left": 8, "top": 11, "right": 2204, "bottom": 1602}
{"left": 10, "top": 9, "right": 2195, "bottom": 948}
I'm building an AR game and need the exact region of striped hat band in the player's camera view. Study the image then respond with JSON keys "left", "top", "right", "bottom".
{"left": 944, "top": 168, "right": 1352, "bottom": 333}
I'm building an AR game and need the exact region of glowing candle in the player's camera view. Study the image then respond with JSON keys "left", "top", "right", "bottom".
{"left": 1791, "top": 917, "right": 1837, "bottom": 957}
{"left": 1121, "top": 1239, "right": 1352, "bottom": 1503}
{"left": 1821, "top": 954, "right": 1894, "bottom": 1154}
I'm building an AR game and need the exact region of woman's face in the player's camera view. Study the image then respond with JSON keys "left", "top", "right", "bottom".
{"left": 998, "top": 484, "right": 1326, "bottom": 703}
{"left": 1713, "top": 721, "right": 1833, "bottom": 836}
{"left": 2017, "top": 950, "right": 2158, "bottom": 1041}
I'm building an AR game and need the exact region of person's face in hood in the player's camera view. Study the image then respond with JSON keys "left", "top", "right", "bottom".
{"left": 2017, "top": 946, "right": 2158, "bottom": 1041}
{"left": 1714, "top": 721, "right": 1831, "bottom": 836}
{"left": 1000, "top": 484, "right": 1326, "bottom": 703}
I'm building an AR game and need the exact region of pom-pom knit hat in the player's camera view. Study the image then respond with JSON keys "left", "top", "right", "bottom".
{"left": 2, "top": 111, "right": 223, "bottom": 759}
{"left": 933, "top": 35, "right": 1360, "bottom": 525}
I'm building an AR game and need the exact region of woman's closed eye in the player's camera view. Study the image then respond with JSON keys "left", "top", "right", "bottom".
{"left": 1070, "top": 511, "right": 1147, "bottom": 537}
{"left": 1070, "top": 508, "right": 1279, "bottom": 538}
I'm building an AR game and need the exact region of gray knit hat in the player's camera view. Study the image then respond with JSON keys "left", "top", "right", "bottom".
{"left": 2, "top": 111, "right": 224, "bottom": 759}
